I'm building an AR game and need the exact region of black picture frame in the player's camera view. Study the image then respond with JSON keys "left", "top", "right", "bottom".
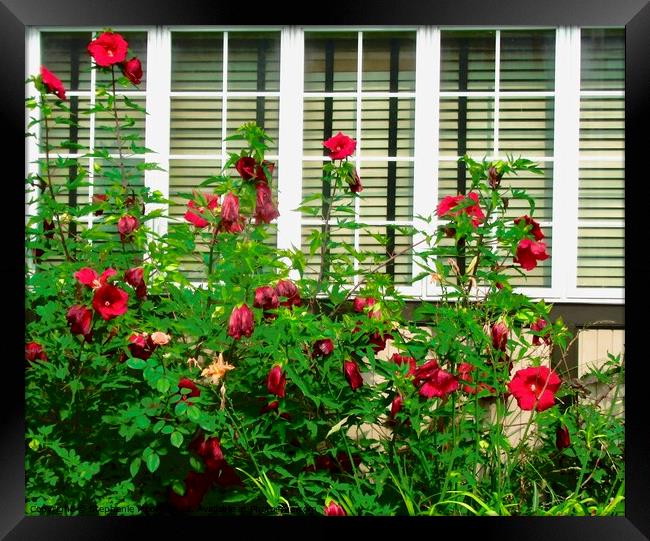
{"left": 3, "top": 0, "right": 646, "bottom": 538}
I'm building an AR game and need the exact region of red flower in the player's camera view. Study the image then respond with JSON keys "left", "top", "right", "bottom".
{"left": 348, "top": 169, "right": 363, "bottom": 193}
{"left": 418, "top": 367, "right": 459, "bottom": 399}
{"left": 368, "top": 331, "right": 392, "bottom": 353}
{"left": 313, "top": 339, "right": 334, "bottom": 357}
{"left": 178, "top": 377, "right": 201, "bottom": 403}
{"left": 169, "top": 470, "right": 213, "bottom": 512}
{"left": 92, "top": 284, "right": 129, "bottom": 320}
{"left": 39, "top": 66, "right": 67, "bottom": 100}
{"left": 353, "top": 296, "right": 376, "bottom": 313}
{"left": 118, "top": 215, "right": 139, "bottom": 242}
{"left": 344, "top": 360, "right": 363, "bottom": 390}
{"left": 413, "top": 359, "right": 440, "bottom": 382}
{"left": 227, "top": 304, "right": 254, "bottom": 340}
{"left": 215, "top": 464, "right": 243, "bottom": 488}
{"left": 87, "top": 32, "right": 129, "bottom": 67}
{"left": 515, "top": 215, "right": 544, "bottom": 242}
{"left": 235, "top": 156, "right": 257, "bottom": 180}
{"left": 256, "top": 160, "right": 275, "bottom": 184}
{"left": 491, "top": 321, "right": 509, "bottom": 351}
{"left": 508, "top": 366, "right": 561, "bottom": 412}
{"left": 556, "top": 425, "right": 571, "bottom": 450}
{"left": 323, "top": 132, "right": 356, "bottom": 160}
{"left": 26, "top": 342, "right": 47, "bottom": 363}
{"left": 221, "top": 192, "right": 240, "bottom": 224}
{"left": 390, "top": 394, "right": 403, "bottom": 418}
{"left": 266, "top": 365, "right": 287, "bottom": 398}
{"left": 391, "top": 353, "right": 416, "bottom": 376}
{"left": 324, "top": 501, "right": 347, "bottom": 516}
{"left": 124, "top": 267, "right": 147, "bottom": 299}
{"left": 128, "top": 333, "right": 156, "bottom": 360}
{"left": 92, "top": 194, "right": 107, "bottom": 216}
{"left": 184, "top": 193, "right": 219, "bottom": 228}
{"left": 457, "top": 363, "right": 496, "bottom": 395}
{"left": 260, "top": 400, "right": 280, "bottom": 414}
{"left": 254, "top": 183, "right": 280, "bottom": 224}
{"left": 74, "top": 267, "right": 116, "bottom": 289}
{"left": 121, "top": 57, "right": 142, "bottom": 85}
{"left": 275, "top": 279, "right": 301, "bottom": 307}
{"left": 437, "top": 192, "right": 485, "bottom": 227}
{"left": 66, "top": 305, "right": 93, "bottom": 339}
{"left": 514, "top": 239, "right": 550, "bottom": 271}
{"left": 253, "top": 285, "right": 279, "bottom": 313}
{"left": 531, "top": 318, "right": 551, "bottom": 346}
{"left": 192, "top": 437, "right": 225, "bottom": 472}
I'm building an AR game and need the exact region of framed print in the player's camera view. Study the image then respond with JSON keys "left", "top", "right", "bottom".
{"left": 3, "top": 0, "right": 647, "bottom": 538}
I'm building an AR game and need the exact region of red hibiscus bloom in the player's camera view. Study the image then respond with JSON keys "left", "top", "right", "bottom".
{"left": 66, "top": 305, "right": 93, "bottom": 339}
{"left": 344, "top": 360, "right": 363, "bottom": 390}
{"left": 457, "top": 362, "right": 496, "bottom": 395}
{"left": 266, "top": 365, "right": 287, "bottom": 398}
{"left": 192, "top": 436, "right": 225, "bottom": 472}
{"left": 353, "top": 296, "right": 376, "bottom": 313}
{"left": 40, "top": 66, "right": 67, "bottom": 100}
{"left": 368, "top": 331, "right": 392, "bottom": 353}
{"left": 323, "top": 132, "right": 357, "bottom": 160}
{"left": 92, "top": 193, "right": 108, "bottom": 216}
{"left": 348, "top": 169, "right": 363, "bottom": 193}
{"left": 390, "top": 394, "right": 403, "bottom": 418}
{"left": 74, "top": 267, "right": 116, "bottom": 289}
{"left": 118, "top": 215, "right": 139, "bottom": 242}
{"left": 220, "top": 192, "right": 240, "bottom": 224}
{"left": 275, "top": 279, "right": 301, "bottom": 307}
{"left": 531, "top": 318, "right": 551, "bottom": 346}
{"left": 514, "top": 239, "right": 550, "bottom": 271}
{"left": 508, "top": 366, "right": 561, "bottom": 412}
{"left": 323, "top": 501, "right": 347, "bottom": 516}
{"left": 128, "top": 332, "right": 156, "bottom": 360}
{"left": 26, "top": 342, "right": 47, "bottom": 363}
{"left": 418, "top": 367, "right": 459, "bottom": 399}
{"left": 87, "top": 32, "right": 129, "bottom": 67}
{"left": 391, "top": 353, "right": 417, "bottom": 376}
{"left": 313, "top": 338, "right": 334, "bottom": 357}
{"left": 184, "top": 192, "right": 219, "bottom": 228}
{"left": 556, "top": 425, "right": 571, "bottom": 450}
{"left": 254, "top": 183, "right": 280, "bottom": 224}
{"left": 256, "top": 160, "right": 275, "bottom": 184}
{"left": 227, "top": 304, "right": 254, "bottom": 340}
{"left": 491, "top": 321, "right": 509, "bottom": 351}
{"left": 413, "top": 359, "right": 440, "bottom": 383}
{"left": 253, "top": 285, "right": 279, "bottom": 313}
{"left": 121, "top": 57, "right": 142, "bottom": 85}
{"left": 92, "top": 284, "right": 129, "bottom": 320}
{"left": 124, "top": 267, "right": 147, "bottom": 299}
{"left": 437, "top": 192, "right": 485, "bottom": 227}
{"left": 235, "top": 156, "right": 257, "bottom": 180}
{"left": 514, "top": 215, "right": 544, "bottom": 241}
{"left": 178, "top": 377, "right": 201, "bottom": 403}
{"left": 169, "top": 470, "right": 213, "bottom": 512}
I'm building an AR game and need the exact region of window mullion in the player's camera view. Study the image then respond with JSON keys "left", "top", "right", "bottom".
{"left": 144, "top": 26, "right": 171, "bottom": 239}
{"left": 551, "top": 27, "right": 581, "bottom": 300}
{"left": 413, "top": 27, "right": 440, "bottom": 299}
{"left": 277, "top": 26, "right": 305, "bottom": 280}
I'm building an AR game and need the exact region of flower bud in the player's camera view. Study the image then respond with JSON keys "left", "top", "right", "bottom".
{"left": 227, "top": 304, "right": 254, "bottom": 340}
{"left": 344, "top": 360, "right": 363, "bottom": 390}
{"left": 266, "top": 365, "right": 287, "bottom": 398}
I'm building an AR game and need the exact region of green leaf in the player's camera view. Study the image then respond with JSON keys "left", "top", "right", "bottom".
{"left": 170, "top": 431, "right": 184, "bottom": 448}
{"left": 145, "top": 452, "right": 160, "bottom": 473}
{"left": 174, "top": 400, "right": 188, "bottom": 417}
{"left": 126, "top": 357, "right": 147, "bottom": 370}
{"left": 187, "top": 406, "right": 201, "bottom": 423}
{"left": 156, "top": 377, "right": 171, "bottom": 394}
{"left": 129, "top": 458, "right": 141, "bottom": 478}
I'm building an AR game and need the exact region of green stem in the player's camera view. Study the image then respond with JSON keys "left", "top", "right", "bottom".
{"left": 41, "top": 96, "right": 74, "bottom": 263}
{"left": 110, "top": 65, "right": 128, "bottom": 189}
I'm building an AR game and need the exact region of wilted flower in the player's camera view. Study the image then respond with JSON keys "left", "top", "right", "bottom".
{"left": 201, "top": 353, "right": 235, "bottom": 385}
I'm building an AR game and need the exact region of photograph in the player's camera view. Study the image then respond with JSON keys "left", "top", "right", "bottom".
{"left": 4, "top": 0, "right": 648, "bottom": 537}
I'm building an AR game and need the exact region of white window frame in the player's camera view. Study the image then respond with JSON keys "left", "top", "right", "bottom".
{"left": 26, "top": 25, "right": 624, "bottom": 305}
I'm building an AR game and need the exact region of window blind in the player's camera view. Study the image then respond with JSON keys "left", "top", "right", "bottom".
{"left": 578, "top": 29, "right": 624, "bottom": 288}
{"left": 302, "top": 31, "right": 416, "bottom": 286}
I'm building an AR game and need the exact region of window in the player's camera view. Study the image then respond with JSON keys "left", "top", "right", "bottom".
{"left": 27, "top": 26, "right": 624, "bottom": 304}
